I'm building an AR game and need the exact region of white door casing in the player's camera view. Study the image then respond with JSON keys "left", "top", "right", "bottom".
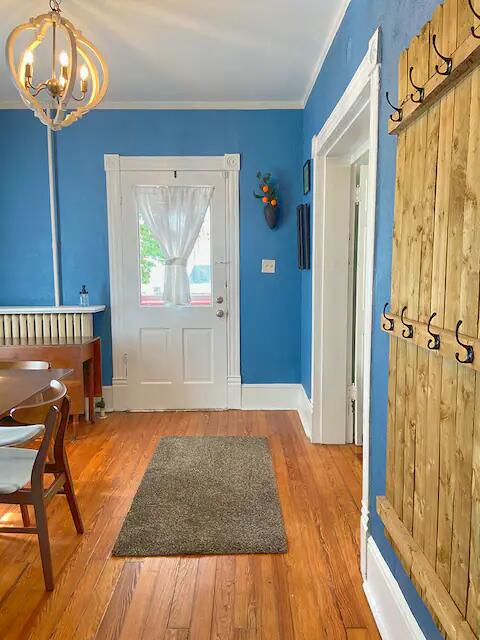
{"left": 105, "top": 154, "right": 241, "bottom": 410}
{"left": 310, "top": 29, "right": 380, "bottom": 577}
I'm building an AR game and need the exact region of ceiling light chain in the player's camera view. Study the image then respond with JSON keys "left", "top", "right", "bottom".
{"left": 6, "top": 0, "right": 108, "bottom": 130}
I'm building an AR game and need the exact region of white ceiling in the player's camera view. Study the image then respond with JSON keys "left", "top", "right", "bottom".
{"left": 0, "top": 0, "right": 349, "bottom": 108}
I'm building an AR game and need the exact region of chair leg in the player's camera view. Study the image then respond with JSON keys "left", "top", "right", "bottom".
{"left": 33, "top": 501, "right": 54, "bottom": 591}
{"left": 63, "top": 471, "right": 84, "bottom": 534}
{"left": 20, "top": 505, "right": 30, "bottom": 527}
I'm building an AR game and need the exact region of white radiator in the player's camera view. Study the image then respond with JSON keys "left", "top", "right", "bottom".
{"left": 0, "top": 306, "right": 105, "bottom": 342}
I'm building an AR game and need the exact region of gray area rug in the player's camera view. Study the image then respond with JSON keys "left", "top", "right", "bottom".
{"left": 113, "top": 436, "right": 287, "bottom": 556}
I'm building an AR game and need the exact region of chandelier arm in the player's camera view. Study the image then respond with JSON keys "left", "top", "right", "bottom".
{"left": 53, "top": 19, "right": 77, "bottom": 125}
{"left": 29, "top": 83, "right": 50, "bottom": 97}
{"left": 71, "top": 91, "right": 87, "bottom": 102}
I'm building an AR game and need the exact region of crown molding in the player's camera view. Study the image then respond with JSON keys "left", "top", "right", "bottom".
{"left": 0, "top": 99, "right": 303, "bottom": 111}
{"left": 0, "top": 2, "right": 351, "bottom": 114}
{"left": 302, "top": 0, "right": 352, "bottom": 107}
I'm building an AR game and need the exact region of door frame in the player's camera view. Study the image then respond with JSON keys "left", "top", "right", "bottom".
{"left": 310, "top": 30, "right": 380, "bottom": 576}
{"left": 104, "top": 153, "right": 241, "bottom": 410}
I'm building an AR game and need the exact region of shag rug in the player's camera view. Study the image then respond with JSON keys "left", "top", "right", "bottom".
{"left": 113, "top": 435, "right": 287, "bottom": 556}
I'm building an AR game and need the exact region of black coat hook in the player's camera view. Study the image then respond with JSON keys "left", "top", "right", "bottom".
{"left": 409, "top": 66, "right": 425, "bottom": 103}
{"left": 386, "top": 92, "right": 403, "bottom": 123}
{"left": 401, "top": 306, "right": 414, "bottom": 339}
{"left": 455, "top": 320, "right": 474, "bottom": 364}
{"left": 427, "top": 312, "right": 440, "bottom": 350}
{"left": 468, "top": 0, "right": 480, "bottom": 38}
{"left": 383, "top": 302, "right": 395, "bottom": 332}
{"left": 432, "top": 34, "right": 453, "bottom": 76}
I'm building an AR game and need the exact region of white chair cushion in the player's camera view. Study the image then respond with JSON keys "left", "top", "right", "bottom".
{"left": 0, "top": 425, "right": 44, "bottom": 447}
{"left": 0, "top": 447, "right": 37, "bottom": 494}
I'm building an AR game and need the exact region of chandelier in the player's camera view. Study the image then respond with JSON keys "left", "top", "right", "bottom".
{"left": 6, "top": 0, "right": 108, "bottom": 131}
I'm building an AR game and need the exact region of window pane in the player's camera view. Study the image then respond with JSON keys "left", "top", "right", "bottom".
{"left": 139, "top": 208, "right": 212, "bottom": 306}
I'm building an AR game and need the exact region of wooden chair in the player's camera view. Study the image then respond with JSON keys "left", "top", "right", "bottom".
{"left": 0, "top": 379, "right": 65, "bottom": 444}
{"left": 0, "top": 360, "right": 52, "bottom": 427}
{"left": 0, "top": 393, "right": 84, "bottom": 591}
{"left": 0, "top": 360, "right": 50, "bottom": 369}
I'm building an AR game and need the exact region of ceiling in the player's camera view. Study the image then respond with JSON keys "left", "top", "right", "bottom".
{"left": 0, "top": 0, "right": 349, "bottom": 108}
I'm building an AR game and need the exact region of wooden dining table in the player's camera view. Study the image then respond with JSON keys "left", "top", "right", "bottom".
{"left": 0, "top": 368, "right": 72, "bottom": 419}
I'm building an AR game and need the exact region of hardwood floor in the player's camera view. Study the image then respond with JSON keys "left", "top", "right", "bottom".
{"left": 0, "top": 411, "right": 379, "bottom": 640}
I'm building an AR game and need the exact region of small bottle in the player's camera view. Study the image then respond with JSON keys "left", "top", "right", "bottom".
{"left": 79, "top": 285, "right": 89, "bottom": 307}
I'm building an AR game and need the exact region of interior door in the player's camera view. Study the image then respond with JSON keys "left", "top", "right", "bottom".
{"left": 118, "top": 169, "right": 227, "bottom": 410}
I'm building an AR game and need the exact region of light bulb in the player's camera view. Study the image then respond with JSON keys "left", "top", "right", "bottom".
{"left": 59, "top": 76, "right": 66, "bottom": 87}
{"left": 80, "top": 65, "right": 89, "bottom": 81}
{"left": 24, "top": 49, "right": 34, "bottom": 65}
{"left": 59, "top": 51, "right": 69, "bottom": 67}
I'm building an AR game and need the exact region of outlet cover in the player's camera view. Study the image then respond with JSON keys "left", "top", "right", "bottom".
{"left": 262, "top": 259, "right": 276, "bottom": 274}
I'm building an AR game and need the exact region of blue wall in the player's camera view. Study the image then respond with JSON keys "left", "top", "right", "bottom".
{"left": 300, "top": 0, "right": 442, "bottom": 637}
{"left": 0, "top": 109, "right": 303, "bottom": 386}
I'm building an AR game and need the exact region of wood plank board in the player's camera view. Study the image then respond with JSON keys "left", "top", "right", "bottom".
{"left": 377, "top": 497, "right": 476, "bottom": 640}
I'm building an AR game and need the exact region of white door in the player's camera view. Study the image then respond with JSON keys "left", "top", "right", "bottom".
{"left": 118, "top": 169, "right": 227, "bottom": 410}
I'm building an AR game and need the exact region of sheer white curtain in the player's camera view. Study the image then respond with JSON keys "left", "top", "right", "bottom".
{"left": 135, "top": 185, "right": 214, "bottom": 305}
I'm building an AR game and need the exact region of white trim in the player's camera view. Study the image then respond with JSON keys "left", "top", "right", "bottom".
{"left": 101, "top": 382, "right": 312, "bottom": 437}
{"left": 297, "top": 384, "right": 313, "bottom": 439}
{"left": 363, "top": 537, "right": 425, "bottom": 640}
{"left": 310, "top": 30, "right": 380, "bottom": 576}
{"left": 0, "top": 305, "right": 106, "bottom": 314}
{"left": 118, "top": 154, "right": 240, "bottom": 172}
{"left": 0, "top": 100, "right": 303, "bottom": 111}
{"left": 241, "top": 384, "right": 312, "bottom": 440}
{"left": 104, "top": 153, "right": 241, "bottom": 410}
{"left": 302, "top": 0, "right": 352, "bottom": 107}
{"left": 241, "top": 384, "right": 299, "bottom": 411}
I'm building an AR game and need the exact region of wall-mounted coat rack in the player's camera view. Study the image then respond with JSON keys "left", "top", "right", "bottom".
{"left": 380, "top": 306, "right": 480, "bottom": 371}
{"left": 379, "top": 2, "right": 480, "bottom": 639}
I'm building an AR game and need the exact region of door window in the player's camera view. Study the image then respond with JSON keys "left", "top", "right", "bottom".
{"left": 139, "top": 207, "right": 212, "bottom": 307}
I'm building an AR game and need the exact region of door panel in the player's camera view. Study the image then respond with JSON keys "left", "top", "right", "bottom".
{"left": 118, "top": 170, "right": 227, "bottom": 409}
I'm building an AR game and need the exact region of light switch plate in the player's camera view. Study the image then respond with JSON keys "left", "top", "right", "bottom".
{"left": 262, "top": 259, "right": 276, "bottom": 274}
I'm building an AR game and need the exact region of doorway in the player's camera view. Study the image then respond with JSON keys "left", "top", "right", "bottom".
{"left": 105, "top": 154, "right": 241, "bottom": 411}
{"left": 347, "top": 154, "right": 369, "bottom": 445}
{"left": 309, "top": 29, "right": 380, "bottom": 576}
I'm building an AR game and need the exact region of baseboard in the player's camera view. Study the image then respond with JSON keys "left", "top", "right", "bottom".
{"left": 241, "top": 384, "right": 300, "bottom": 410}
{"left": 101, "top": 382, "right": 313, "bottom": 439}
{"left": 363, "top": 537, "right": 425, "bottom": 640}
{"left": 297, "top": 385, "right": 313, "bottom": 439}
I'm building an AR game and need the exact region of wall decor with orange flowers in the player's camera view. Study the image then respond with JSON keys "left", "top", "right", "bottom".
{"left": 253, "top": 172, "right": 279, "bottom": 229}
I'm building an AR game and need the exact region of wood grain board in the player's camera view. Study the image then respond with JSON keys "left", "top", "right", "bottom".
{"left": 379, "top": 1, "right": 480, "bottom": 637}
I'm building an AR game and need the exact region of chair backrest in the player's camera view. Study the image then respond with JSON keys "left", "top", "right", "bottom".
{"left": 10, "top": 380, "right": 67, "bottom": 425}
{"left": 31, "top": 395, "right": 71, "bottom": 488}
{"left": 0, "top": 360, "right": 50, "bottom": 370}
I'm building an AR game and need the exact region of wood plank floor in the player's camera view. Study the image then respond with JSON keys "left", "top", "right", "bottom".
{"left": 0, "top": 411, "right": 380, "bottom": 640}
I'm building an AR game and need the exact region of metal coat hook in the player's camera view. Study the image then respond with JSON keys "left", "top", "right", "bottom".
{"left": 432, "top": 34, "right": 453, "bottom": 76}
{"left": 385, "top": 92, "right": 403, "bottom": 123}
{"left": 401, "top": 306, "right": 414, "bottom": 339}
{"left": 468, "top": 0, "right": 480, "bottom": 38}
{"left": 427, "top": 312, "right": 440, "bottom": 350}
{"left": 409, "top": 66, "right": 425, "bottom": 103}
{"left": 383, "top": 302, "right": 395, "bottom": 332}
{"left": 455, "top": 320, "right": 474, "bottom": 364}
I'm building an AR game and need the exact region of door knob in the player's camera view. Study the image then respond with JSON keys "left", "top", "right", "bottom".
{"left": 216, "top": 296, "right": 224, "bottom": 304}
{"left": 216, "top": 309, "right": 225, "bottom": 318}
